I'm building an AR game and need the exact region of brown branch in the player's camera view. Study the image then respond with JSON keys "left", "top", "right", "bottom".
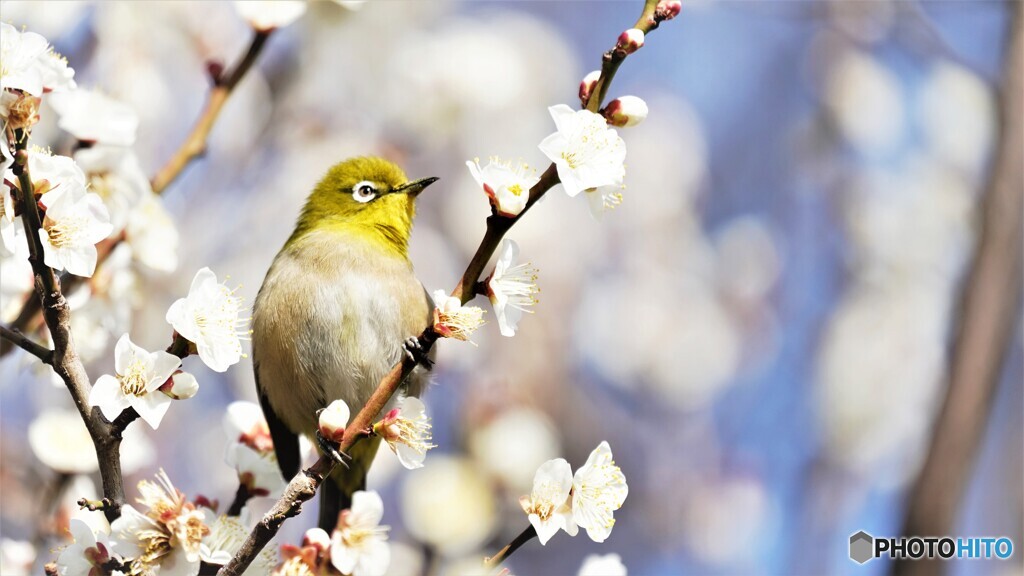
{"left": 219, "top": 2, "right": 675, "bottom": 574}
{"left": 151, "top": 30, "right": 270, "bottom": 194}
{"left": 0, "top": 324, "right": 52, "bottom": 363}
{"left": 584, "top": 0, "right": 664, "bottom": 113}
{"left": 226, "top": 483, "right": 254, "bottom": 517}
{"left": 11, "top": 131, "right": 125, "bottom": 521}
{"left": 894, "top": 3, "right": 1023, "bottom": 575}
{"left": 484, "top": 525, "right": 537, "bottom": 571}
{"left": 0, "top": 29, "right": 273, "bottom": 358}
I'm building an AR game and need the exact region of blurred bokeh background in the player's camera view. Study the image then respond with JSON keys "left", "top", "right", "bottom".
{"left": 1, "top": 1, "right": 1021, "bottom": 575}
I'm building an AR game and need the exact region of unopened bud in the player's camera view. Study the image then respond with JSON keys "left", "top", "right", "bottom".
{"left": 617, "top": 28, "right": 645, "bottom": 54}
{"left": 160, "top": 370, "right": 199, "bottom": 400}
{"left": 372, "top": 408, "right": 402, "bottom": 442}
{"left": 579, "top": 70, "right": 602, "bottom": 106}
{"left": 318, "top": 399, "right": 350, "bottom": 443}
{"left": 302, "top": 527, "right": 331, "bottom": 553}
{"left": 655, "top": 0, "right": 682, "bottom": 21}
{"left": 603, "top": 96, "right": 649, "bottom": 127}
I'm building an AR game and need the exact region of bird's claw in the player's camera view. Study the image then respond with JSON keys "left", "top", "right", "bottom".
{"left": 315, "top": 430, "right": 350, "bottom": 468}
{"left": 403, "top": 337, "right": 433, "bottom": 370}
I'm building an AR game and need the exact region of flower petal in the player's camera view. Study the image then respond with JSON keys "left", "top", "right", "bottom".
{"left": 131, "top": 391, "right": 172, "bottom": 429}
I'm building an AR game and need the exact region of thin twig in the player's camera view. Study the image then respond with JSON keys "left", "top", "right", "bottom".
{"left": 0, "top": 324, "right": 52, "bottom": 363}
{"left": 77, "top": 497, "right": 116, "bottom": 512}
{"left": 894, "top": 3, "right": 1023, "bottom": 575}
{"left": 151, "top": 30, "right": 271, "bottom": 193}
{"left": 218, "top": 2, "right": 674, "bottom": 573}
{"left": 484, "top": 525, "right": 537, "bottom": 571}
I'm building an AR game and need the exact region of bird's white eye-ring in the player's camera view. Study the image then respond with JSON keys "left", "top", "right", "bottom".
{"left": 352, "top": 181, "right": 377, "bottom": 203}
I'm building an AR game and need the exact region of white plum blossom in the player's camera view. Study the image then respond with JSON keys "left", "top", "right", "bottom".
{"left": 225, "top": 401, "right": 287, "bottom": 496}
{"left": 572, "top": 441, "right": 628, "bottom": 543}
{"left": 0, "top": 257, "right": 33, "bottom": 321}
{"left": 0, "top": 22, "right": 76, "bottom": 96}
{"left": 88, "top": 333, "right": 181, "bottom": 429}
{"left": 110, "top": 471, "right": 209, "bottom": 576}
{"left": 486, "top": 239, "right": 539, "bottom": 337}
{"left": 330, "top": 490, "right": 391, "bottom": 576}
{"left": 318, "top": 398, "right": 351, "bottom": 443}
{"left": 166, "top": 267, "right": 247, "bottom": 372}
{"left": 274, "top": 528, "right": 331, "bottom": 575}
{"left": 0, "top": 139, "right": 25, "bottom": 258}
{"left": 49, "top": 89, "right": 138, "bottom": 146}
{"left": 0, "top": 539, "right": 35, "bottom": 576}
{"left": 28, "top": 409, "right": 99, "bottom": 474}
{"left": 584, "top": 183, "right": 625, "bottom": 220}
{"left": 29, "top": 147, "right": 87, "bottom": 194}
{"left": 125, "top": 192, "right": 179, "bottom": 273}
{"left": 373, "top": 396, "right": 436, "bottom": 470}
{"left": 56, "top": 519, "right": 114, "bottom": 576}
{"left": 519, "top": 458, "right": 577, "bottom": 545}
{"left": 431, "top": 289, "right": 485, "bottom": 343}
{"left": 465, "top": 157, "right": 539, "bottom": 218}
{"left": 73, "top": 145, "right": 150, "bottom": 234}
{"left": 38, "top": 188, "right": 113, "bottom": 277}
{"left": 603, "top": 96, "right": 648, "bottom": 128}
{"left": 539, "top": 104, "right": 626, "bottom": 198}
{"left": 578, "top": 553, "right": 628, "bottom": 576}
{"left": 201, "top": 504, "right": 277, "bottom": 574}
{"left": 234, "top": 1, "right": 307, "bottom": 31}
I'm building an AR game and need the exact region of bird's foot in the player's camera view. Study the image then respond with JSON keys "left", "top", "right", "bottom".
{"left": 403, "top": 337, "right": 433, "bottom": 370}
{"left": 315, "top": 429, "right": 351, "bottom": 468}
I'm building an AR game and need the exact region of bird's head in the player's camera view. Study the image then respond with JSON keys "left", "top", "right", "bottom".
{"left": 293, "top": 156, "right": 439, "bottom": 257}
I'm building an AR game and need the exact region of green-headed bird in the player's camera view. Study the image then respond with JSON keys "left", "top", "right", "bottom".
{"left": 252, "top": 157, "right": 438, "bottom": 531}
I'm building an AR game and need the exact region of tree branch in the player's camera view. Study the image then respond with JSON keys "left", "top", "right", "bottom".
{"left": 484, "top": 525, "right": 537, "bottom": 571}
{"left": 11, "top": 130, "right": 125, "bottom": 521}
{"left": 218, "top": 2, "right": 675, "bottom": 573}
{"left": 894, "top": 3, "right": 1023, "bottom": 575}
{"left": 0, "top": 324, "right": 52, "bottom": 363}
{"left": 151, "top": 30, "right": 271, "bottom": 194}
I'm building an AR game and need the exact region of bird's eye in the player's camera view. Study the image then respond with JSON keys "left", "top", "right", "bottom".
{"left": 352, "top": 181, "right": 377, "bottom": 203}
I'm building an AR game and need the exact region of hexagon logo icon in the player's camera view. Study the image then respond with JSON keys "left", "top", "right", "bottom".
{"left": 849, "top": 531, "right": 874, "bottom": 564}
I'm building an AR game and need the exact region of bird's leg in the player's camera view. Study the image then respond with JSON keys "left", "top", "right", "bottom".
{"left": 403, "top": 336, "right": 433, "bottom": 370}
{"left": 315, "top": 429, "right": 351, "bottom": 468}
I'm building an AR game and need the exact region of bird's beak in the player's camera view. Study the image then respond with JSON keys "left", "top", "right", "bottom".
{"left": 392, "top": 176, "right": 439, "bottom": 197}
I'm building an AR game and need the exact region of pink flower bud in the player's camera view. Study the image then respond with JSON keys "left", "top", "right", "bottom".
{"left": 655, "top": 0, "right": 682, "bottom": 21}
{"left": 318, "top": 399, "right": 350, "bottom": 443}
{"left": 302, "top": 527, "right": 331, "bottom": 553}
{"left": 579, "top": 70, "right": 602, "bottom": 106}
{"left": 373, "top": 408, "right": 403, "bottom": 442}
{"left": 617, "top": 28, "right": 645, "bottom": 54}
{"left": 159, "top": 370, "right": 199, "bottom": 400}
{"left": 603, "top": 95, "right": 649, "bottom": 127}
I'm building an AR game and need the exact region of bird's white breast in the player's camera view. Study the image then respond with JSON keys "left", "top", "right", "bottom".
{"left": 252, "top": 230, "right": 431, "bottom": 436}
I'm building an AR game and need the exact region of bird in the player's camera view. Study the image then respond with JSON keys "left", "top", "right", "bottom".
{"left": 251, "top": 156, "right": 437, "bottom": 531}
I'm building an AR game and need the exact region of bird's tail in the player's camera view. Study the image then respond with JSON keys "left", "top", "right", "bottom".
{"left": 318, "top": 435, "right": 381, "bottom": 532}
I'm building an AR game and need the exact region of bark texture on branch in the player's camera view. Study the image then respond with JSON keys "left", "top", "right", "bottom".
{"left": 894, "top": 3, "right": 1023, "bottom": 575}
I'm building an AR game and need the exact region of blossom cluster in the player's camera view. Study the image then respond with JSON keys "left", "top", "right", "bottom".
{"left": 270, "top": 490, "right": 389, "bottom": 576}
{"left": 57, "top": 470, "right": 276, "bottom": 576}
{"left": 521, "top": 441, "right": 628, "bottom": 545}
{"left": 87, "top": 267, "right": 247, "bottom": 429}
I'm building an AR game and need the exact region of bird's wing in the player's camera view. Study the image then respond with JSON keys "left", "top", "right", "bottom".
{"left": 255, "top": 363, "right": 301, "bottom": 481}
